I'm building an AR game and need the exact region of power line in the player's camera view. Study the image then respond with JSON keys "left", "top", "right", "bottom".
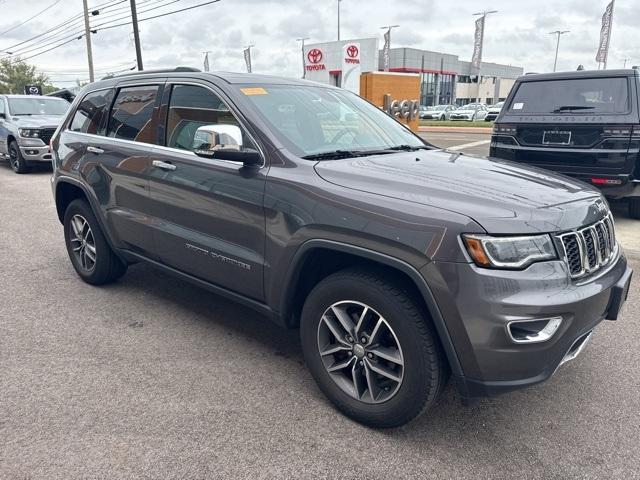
{"left": 2, "top": 0, "right": 178, "bottom": 59}
{"left": 3, "top": 0, "right": 221, "bottom": 63}
{"left": 0, "top": 0, "right": 64, "bottom": 38}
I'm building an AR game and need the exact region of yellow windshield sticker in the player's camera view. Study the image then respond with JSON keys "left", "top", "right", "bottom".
{"left": 241, "top": 87, "right": 268, "bottom": 95}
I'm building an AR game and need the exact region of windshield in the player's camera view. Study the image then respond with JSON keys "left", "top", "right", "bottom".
{"left": 508, "top": 77, "right": 629, "bottom": 114}
{"left": 433, "top": 105, "right": 447, "bottom": 111}
{"left": 493, "top": 101, "right": 505, "bottom": 109}
{"left": 7, "top": 97, "right": 69, "bottom": 116}
{"left": 458, "top": 104, "right": 477, "bottom": 110}
{"left": 238, "top": 85, "right": 425, "bottom": 157}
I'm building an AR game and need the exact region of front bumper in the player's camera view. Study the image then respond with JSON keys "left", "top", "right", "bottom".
{"left": 427, "top": 251, "right": 632, "bottom": 398}
{"left": 450, "top": 115, "right": 473, "bottom": 121}
{"left": 19, "top": 145, "right": 52, "bottom": 163}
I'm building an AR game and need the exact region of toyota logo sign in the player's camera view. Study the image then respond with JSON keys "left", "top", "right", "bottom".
{"left": 307, "top": 49, "right": 323, "bottom": 64}
{"left": 346, "top": 45, "right": 359, "bottom": 58}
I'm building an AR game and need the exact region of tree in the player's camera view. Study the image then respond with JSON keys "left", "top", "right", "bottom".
{"left": 0, "top": 58, "right": 57, "bottom": 94}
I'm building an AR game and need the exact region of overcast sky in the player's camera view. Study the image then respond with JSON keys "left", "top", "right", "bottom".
{"left": 0, "top": 0, "right": 635, "bottom": 86}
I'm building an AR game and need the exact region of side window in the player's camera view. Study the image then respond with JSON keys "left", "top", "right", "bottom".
{"left": 69, "top": 89, "right": 114, "bottom": 134}
{"left": 106, "top": 85, "right": 160, "bottom": 144}
{"left": 166, "top": 84, "right": 249, "bottom": 152}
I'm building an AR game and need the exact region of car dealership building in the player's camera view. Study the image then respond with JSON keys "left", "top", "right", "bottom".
{"left": 303, "top": 39, "right": 524, "bottom": 106}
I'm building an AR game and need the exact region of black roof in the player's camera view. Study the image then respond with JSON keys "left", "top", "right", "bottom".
{"left": 518, "top": 68, "right": 639, "bottom": 82}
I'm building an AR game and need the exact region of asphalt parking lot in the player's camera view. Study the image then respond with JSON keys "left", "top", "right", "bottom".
{"left": 1, "top": 158, "right": 639, "bottom": 479}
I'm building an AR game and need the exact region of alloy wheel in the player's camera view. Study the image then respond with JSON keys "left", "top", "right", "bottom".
{"left": 9, "top": 145, "right": 19, "bottom": 171}
{"left": 69, "top": 214, "right": 97, "bottom": 272}
{"left": 317, "top": 301, "right": 404, "bottom": 404}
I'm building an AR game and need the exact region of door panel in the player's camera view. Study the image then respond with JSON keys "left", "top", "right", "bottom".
{"left": 147, "top": 82, "right": 267, "bottom": 300}
{"left": 97, "top": 83, "right": 164, "bottom": 256}
{"left": 147, "top": 148, "right": 267, "bottom": 300}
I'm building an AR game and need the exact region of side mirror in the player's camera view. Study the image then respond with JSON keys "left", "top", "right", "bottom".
{"left": 192, "top": 124, "right": 262, "bottom": 167}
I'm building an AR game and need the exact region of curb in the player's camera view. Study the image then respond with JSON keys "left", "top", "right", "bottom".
{"left": 418, "top": 126, "right": 493, "bottom": 134}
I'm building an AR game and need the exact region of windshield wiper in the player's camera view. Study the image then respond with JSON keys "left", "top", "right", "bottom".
{"left": 302, "top": 149, "right": 397, "bottom": 160}
{"left": 384, "top": 144, "right": 431, "bottom": 151}
{"left": 551, "top": 105, "right": 595, "bottom": 113}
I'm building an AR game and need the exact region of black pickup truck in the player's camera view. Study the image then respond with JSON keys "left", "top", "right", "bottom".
{"left": 490, "top": 69, "right": 640, "bottom": 219}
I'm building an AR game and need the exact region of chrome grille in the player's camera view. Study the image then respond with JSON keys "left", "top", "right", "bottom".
{"left": 557, "top": 214, "right": 617, "bottom": 278}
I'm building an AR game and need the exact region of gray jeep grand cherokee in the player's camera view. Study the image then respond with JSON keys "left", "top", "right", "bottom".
{"left": 50, "top": 68, "right": 632, "bottom": 428}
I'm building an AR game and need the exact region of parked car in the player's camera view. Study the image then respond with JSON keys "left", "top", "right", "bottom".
{"left": 421, "top": 104, "right": 456, "bottom": 120}
{"left": 450, "top": 103, "right": 488, "bottom": 121}
{"left": 490, "top": 69, "right": 640, "bottom": 219}
{"left": 51, "top": 68, "right": 632, "bottom": 428}
{"left": 0, "top": 94, "right": 69, "bottom": 173}
{"left": 484, "top": 101, "right": 504, "bottom": 121}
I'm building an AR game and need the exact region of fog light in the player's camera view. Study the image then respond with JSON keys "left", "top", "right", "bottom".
{"left": 507, "top": 317, "right": 562, "bottom": 344}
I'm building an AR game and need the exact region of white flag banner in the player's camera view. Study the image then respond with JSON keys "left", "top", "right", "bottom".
{"left": 382, "top": 30, "right": 390, "bottom": 72}
{"left": 244, "top": 47, "right": 252, "bottom": 73}
{"left": 203, "top": 52, "right": 210, "bottom": 72}
{"left": 471, "top": 16, "right": 485, "bottom": 70}
{"left": 595, "top": 0, "right": 614, "bottom": 64}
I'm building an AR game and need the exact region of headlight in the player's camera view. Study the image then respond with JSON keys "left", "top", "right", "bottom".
{"left": 462, "top": 234, "right": 557, "bottom": 269}
{"left": 19, "top": 128, "right": 40, "bottom": 138}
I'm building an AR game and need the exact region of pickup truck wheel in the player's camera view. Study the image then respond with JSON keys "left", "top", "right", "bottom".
{"left": 630, "top": 198, "right": 640, "bottom": 220}
{"left": 63, "top": 199, "right": 127, "bottom": 285}
{"left": 8, "top": 141, "right": 29, "bottom": 174}
{"left": 300, "top": 267, "right": 448, "bottom": 428}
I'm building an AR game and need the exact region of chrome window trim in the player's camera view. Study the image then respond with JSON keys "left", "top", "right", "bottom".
{"left": 63, "top": 81, "right": 267, "bottom": 169}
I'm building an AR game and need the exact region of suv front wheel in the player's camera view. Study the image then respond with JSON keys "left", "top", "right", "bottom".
{"left": 300, "top": 267, "right": 448, "bottom": 428}
{"left": 63, "top": 199, "right": 127, "bottom": 285}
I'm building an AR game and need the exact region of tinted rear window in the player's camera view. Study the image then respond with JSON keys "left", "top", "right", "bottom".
{"left": 107, "top": 85, "right": 160, "bottom": 143}
{"left": 508, "top": 77, "right": 630, "bottom": 114}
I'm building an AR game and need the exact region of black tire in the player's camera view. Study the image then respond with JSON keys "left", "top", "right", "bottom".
{"left": 300, "top": 267, "right": 448, "bottom": 428}
{"left": 8, "top": 141, "right": 29, "bottom": 174}
{"left": 630, "top": 198, "right": 640, "bottom": 220}
{"left": 63, "top": 199, "right": 127, "bottom": 285}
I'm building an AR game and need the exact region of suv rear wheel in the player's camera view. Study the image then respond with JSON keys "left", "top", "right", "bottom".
{"left": 300, "top": 267, "right": 448, "bottom": 428}
{"left": 9, "top": 141, "right": 29, "bottom": 174}
{"left": 629, "top": 198, "right": 640, "bottom": 220}
{"left": 63, "top": 199, "right": 127, "bottom": 285}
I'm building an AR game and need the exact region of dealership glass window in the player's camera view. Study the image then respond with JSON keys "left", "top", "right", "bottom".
{"left": 106, "top": 85, "right": 160, "bottom": 143}
{"left": 420, "top": 72, "right": 455, "bottom": 106}
{"left": 165, "top": 84, "right": 249, "bottom": 151}
{"left": 70, "top": 89, "right": 114, "bottom": 135}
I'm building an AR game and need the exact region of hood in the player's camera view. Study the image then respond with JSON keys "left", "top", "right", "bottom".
{"left": 488, "top": 107, "right": 502, "bottom": 113}
{"left": 453, "top": 109, "right": 475, "bottom": 114}
{"left": 314, "top": 149, "right": 605, "bottom": 234}
{"left": 10, "top": 115, "right": 64, "bottom": 128}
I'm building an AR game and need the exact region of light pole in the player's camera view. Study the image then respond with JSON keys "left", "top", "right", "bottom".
{"left": 296, "top": 37, "right": 310, "bottom": 78}
{"left": 337, "top": 0, "right": 342, "bottom": 41}
{"left": 623, "top": 58, "right": 631, "bottom": 68}
{"left": 549, "top": 30, "right": 569, "bottom": 72}
{"left": 472, "top": 10, "right": 497, "bottom": 103}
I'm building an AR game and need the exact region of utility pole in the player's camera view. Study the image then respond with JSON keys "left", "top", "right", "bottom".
{"left": 549, "top": 30, "right": 569, "bottom": 72}
{"left": 130, "top": 0, "right": 143, "bottom": 70}
{"left": 82, "top": 0, "right": 95, "bottom": 82}
{"left": 296, "top": 37, "right": 309, "bottom": 78}
{"left": 472, "top": 10, "right": 497, "bottom": 103}
{"left": 337, "top": 0, "right": 342, "bottom": 41}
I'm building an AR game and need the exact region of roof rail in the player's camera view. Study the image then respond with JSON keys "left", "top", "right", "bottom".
{"left": 100, "top": 66, "right": 201, "bottom": 80}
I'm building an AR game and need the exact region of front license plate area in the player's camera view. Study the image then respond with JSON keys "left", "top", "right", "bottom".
{"left": 542, "top": 130, "right": 572, "bottom": 145}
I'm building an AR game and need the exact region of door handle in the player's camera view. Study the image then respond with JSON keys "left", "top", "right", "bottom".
{"left": 152, "top": 160, "right": 176, "bottom": 171}
{"left": 87, "top": 146, "right": 104, "bottom": 154}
